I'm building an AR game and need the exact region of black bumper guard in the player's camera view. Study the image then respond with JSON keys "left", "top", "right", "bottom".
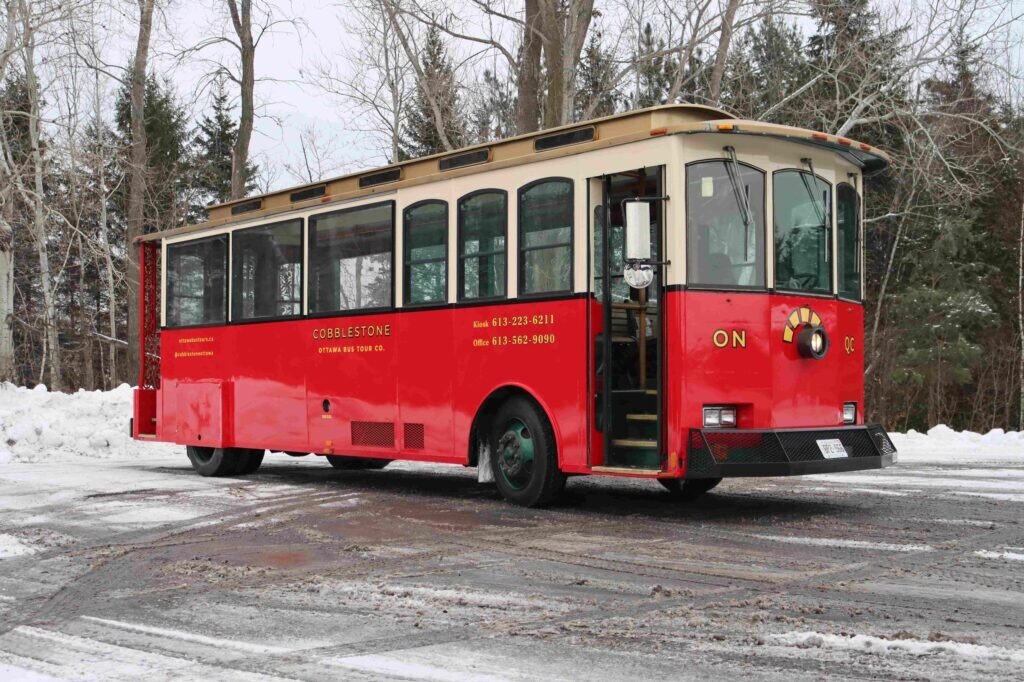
{"left": 686, "top": 423, "right": 895, "bottom": 478}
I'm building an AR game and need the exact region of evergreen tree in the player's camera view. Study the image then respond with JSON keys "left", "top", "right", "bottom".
{"left": 575, "top": 31, "right": 618, "bottom": 119}
{"left": 113, "top": 72, "right": 191, "bottom": 232}
{"left": 193, "top": 79, "right": 256, "bottom": 216}
{"left": 469, "top": 68, "right": 517, "bottom": 143}
{"left": 634, "top": 24, "right": 674, "bottom": 108}
{"left": 403, "top": 26, "right": 464, "bottom": 158}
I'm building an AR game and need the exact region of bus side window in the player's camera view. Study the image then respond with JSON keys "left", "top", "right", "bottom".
{"left": 403, "top": 200, "right": 448, "bottom": 305}
{"left": 519, "top": 178, "right": 573, "bottom": 295}
{"left": 166, "top": 235, "right": 228, "bottom": 327}
{"left": 308, "top": 202, "right": 394, "bottom": 313}
{"left": 837, "top": 183, "right": 861, "bottom": 300}
{"left": 231, "top": 218, "right": 303, "bottom": 321}
{"left": 458, "top": 190, "right": 507, "bottom": 301}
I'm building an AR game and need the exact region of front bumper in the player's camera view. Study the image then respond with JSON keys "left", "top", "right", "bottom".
{"left": 685, "top": 424, "right": 895, "bottom": 478}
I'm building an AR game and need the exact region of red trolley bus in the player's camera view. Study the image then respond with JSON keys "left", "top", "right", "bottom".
{"left": 131, "top": 104, "right": 895, "bottom": 506}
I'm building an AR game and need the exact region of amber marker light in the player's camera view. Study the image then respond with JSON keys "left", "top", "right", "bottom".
{"left": 650, "top": 127, "right": 668, "bottom": 136}
{"left": 717, "top": 122, "right": 735, "bottom": 131}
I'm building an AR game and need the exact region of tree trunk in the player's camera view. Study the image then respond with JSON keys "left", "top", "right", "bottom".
{"left": 517, "top": 0, "right": 541, "bottom": 134}
{"left": 0, "top": 215, "right": 12, "bottom": 382}
{"left": 94, "top": 57, "right": 118, "bottom": 388}
{"left": 20, "top": 2, "right": 62, "bottom": 390}
{"left": 557, "top": 0, "right": 594, "bottom": 126}
{"left": 708, "top": 0, "right": 741, "bottom": 104}
{"left": 228, "top": 0, "right": 254, "bottom": 199}
{"left": 127, "top": 0, "right": 155, "bottom": 386}
{"left": 1018, "top": 186, "right": 1023, "bottom": 431}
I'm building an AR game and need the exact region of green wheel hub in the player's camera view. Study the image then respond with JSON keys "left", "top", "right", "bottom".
{"left": 497, "top": 418, "right": 535, "bottom": 491}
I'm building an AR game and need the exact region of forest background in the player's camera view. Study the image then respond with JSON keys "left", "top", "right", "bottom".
{"left": 1, "top": 0, "right": 1022, "bottom": 433}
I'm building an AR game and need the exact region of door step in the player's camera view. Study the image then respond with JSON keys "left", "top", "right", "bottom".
{"left": 592, "top": 466, "right": 662, "bottom": 477}
{"left": 612, "top": 438, "right": 656, "bottom": 448}
{"left": 626, "top": 413, "right": 656, "bottom": 421}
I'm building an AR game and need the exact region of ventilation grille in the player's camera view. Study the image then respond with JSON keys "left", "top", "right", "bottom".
{"left": 359, "top": 168, "right": 401, "bottom": 188}
{"left": 404, "top": 423, "right": 425, "bottom": 450}
{"left": 290, "top": 184, "right": 326, "bottom": 202}
{"left": 439, "top": 149, "right": 489, "bottom": 171}
{"left": 534, "top": 126, "right": 595, "bottom": 152}
{"left": 352, "top": 421, "right": 395, "bottom": 448}
{"left": 230, "top": 199, "right": 263, "bottom": 215}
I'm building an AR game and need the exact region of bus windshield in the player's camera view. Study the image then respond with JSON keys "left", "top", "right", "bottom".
{"left": 686, "top": 160, "right": 765, "bottom": 288}
{"left": 774, "top": 170, "right": 831, "bottom": 294}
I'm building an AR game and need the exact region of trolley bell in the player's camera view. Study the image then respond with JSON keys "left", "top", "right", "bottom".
{"left": 623, "top": 199, "right": 654, "bottom": 289}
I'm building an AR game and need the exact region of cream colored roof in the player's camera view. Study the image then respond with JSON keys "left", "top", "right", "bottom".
{"left": 140, "top": 103, "right": 889, "bottom": 243}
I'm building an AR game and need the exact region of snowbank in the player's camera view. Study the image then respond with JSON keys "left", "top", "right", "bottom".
{"left": 768, "top": 631, "right": 1024, "bottom": 663}
{"left": 892, "top": 425, "right": 1023, "bottom": 465}
{"left": 0, "top": 382, "right": 170, "bottom": 464}
{"left": 0, "top": 382, "right": 1019, "bottom": 465}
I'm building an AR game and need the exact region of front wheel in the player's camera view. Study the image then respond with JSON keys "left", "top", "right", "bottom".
{"left": 186, "top": 446, "right": 259, "bottom": 477}
{"left": 659, "top": 477, "right": 721, "bottom": 501}
{"left": 491, "top": 397, "right": 565, "bottom": 507}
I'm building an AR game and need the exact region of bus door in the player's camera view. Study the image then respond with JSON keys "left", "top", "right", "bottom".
{"left": 589, "top": 167, "right": 665, "bottom": 471}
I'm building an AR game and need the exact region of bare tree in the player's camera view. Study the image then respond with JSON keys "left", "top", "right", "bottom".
{"left": 225, "top": 0, "right": 254, "bottom": 199}
{"left": 0, "top": 1, "right": 17, "bottom": 381}
{"left": 1018, "top": 185, "right": 1023, "bottom": 431}
{"left": 708, "top": 0, "right": 741, "bottom": 104}
{"left": 126, "top": 0, "right": 155, "bottom": 386}
{"left": 8, "top": 0, "right": 68, "bottom": 389}
{"left": 311, "top": 0, "right": 414, "bottom": 163}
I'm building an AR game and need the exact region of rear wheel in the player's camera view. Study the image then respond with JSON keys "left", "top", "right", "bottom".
{"left": 659, "top": 477, "right": 721, "bottom": 501}
{"left": 235, "top": 449, "right": 264, "bottom": 475}
{"left": 491, "top": 397, "right": 564, "bottom": 507}
{"left": 325, "top": 456, "right": 391, "bottom": 470}
{"left": 186, "top": 445, "right": 254, "bottom": 477}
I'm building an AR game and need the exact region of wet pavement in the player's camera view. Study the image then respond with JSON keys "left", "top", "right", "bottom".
{"left": 1, "top": 452, "right": 1023, "bottom": 680}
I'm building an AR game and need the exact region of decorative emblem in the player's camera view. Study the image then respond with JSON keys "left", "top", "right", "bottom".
{"left": 782, "top": 306, "right": 821, "bottom": 343}
{"left": 783, "top": 306, "right": 828, "bottom": 359}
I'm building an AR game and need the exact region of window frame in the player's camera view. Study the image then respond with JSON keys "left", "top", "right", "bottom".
{"left": 684, "top": 158, "right": 768, "bottom": 293}
{"left": 517, "top": 177, "right": 575, "bottom": 298}
{"left": 836, "top": 181, "right": 862, "bottom": 303}
{"left": 457, "top": 188, "right": 509, "bottom": 303}
{"left": 771, "top": 168, "right": 835, "bottom": 298}
{"left": 402, "top": 199, "right": 449, "bottom": 307}
{"left": 164, "top": 233, "right": 229, "bottom": 330}
{"left": 306, "top": 199, "right": 397, "bottom": 318}
{"left": 229, "top": 217, "right": 305, "bottom": 324}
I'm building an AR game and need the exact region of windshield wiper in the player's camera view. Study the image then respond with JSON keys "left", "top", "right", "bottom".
{"left": 799, "top": 157, "right": 828, "bottom": 226}
{"left": 723, "top": 146, "right": 753, "bottom": 228}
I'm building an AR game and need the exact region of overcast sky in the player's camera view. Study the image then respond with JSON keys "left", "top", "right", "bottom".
{"left": 91, "top": 0, "right": 1024, "bottom": 195}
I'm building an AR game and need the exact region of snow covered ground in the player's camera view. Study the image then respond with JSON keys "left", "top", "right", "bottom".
{"left": 1, "top": 383, "right": 1022, "bottom": 681}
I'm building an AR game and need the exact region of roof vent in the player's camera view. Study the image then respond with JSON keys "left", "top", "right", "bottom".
{"left": 230, "top": 199, "right": 263, "bottom": 215}
{"left": 290, "top": 184, "right": 326, "bottom": 202}
{"left": 439, "top": 149, "right": 489, "bottom": 171}
{"left": 534, "top": 126, "right": 595, "bottom": 152}
{"left": 359, "top": 168, "right": 401, "bottom": 188}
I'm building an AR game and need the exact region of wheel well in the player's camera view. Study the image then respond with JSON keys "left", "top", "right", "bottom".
{"left": 468, "top": 386, "right": 552, "bottom": 466}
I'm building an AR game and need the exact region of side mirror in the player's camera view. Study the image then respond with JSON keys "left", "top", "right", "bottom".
{"left": 624, "top": 200, "right": 651, "bottom": 261}
{"left": 623, "top": 199, "right": 654, "bottom": 289}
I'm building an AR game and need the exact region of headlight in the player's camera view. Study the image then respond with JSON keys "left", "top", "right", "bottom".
{"left": 797, "top": 325, "right": 829, "bottom": 359}
{"left": 704, "top": 406, "right": 737, "bottom": 428}
{"left": 842, "top": 402, "right": 857, "bottom": 424}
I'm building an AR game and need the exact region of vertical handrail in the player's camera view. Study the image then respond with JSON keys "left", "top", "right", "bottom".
{"left": 137, "top": 240, "right": 147, "bottom": 388}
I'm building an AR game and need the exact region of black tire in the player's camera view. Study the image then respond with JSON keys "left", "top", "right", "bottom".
{"left": 659, "top": 477, "right": 722, "bottom": 501}
{"left": 186, "top": 445, "right": 251, "bottom": 477}
{"left": 490, "top": 397, "right": 565, "bottom": 507}
{"left": 235, "top": 449, "right": 265, "bottom": 475}
{"left": 325, "top": 456, "right": 391, "bottom": 470}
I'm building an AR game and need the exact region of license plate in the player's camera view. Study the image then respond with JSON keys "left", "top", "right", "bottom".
{"left": 816, "top": 439, "right": 848, "bottom": 459}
